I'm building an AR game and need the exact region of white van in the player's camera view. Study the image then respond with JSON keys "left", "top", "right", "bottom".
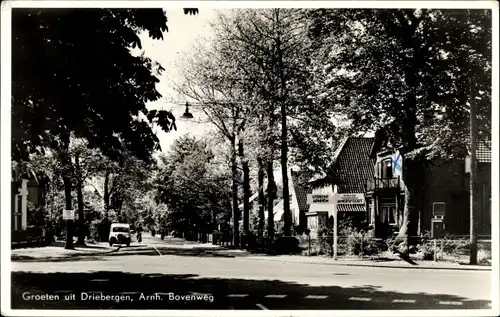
{"left": 109, "top": 223, "right": 131, "bottom": 246}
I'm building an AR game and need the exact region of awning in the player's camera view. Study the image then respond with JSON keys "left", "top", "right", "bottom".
{"left": 337, "top": 204, "right": 365, "bottom": 212}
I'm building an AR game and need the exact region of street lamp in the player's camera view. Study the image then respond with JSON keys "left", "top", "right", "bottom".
{"left": 181, "top": 102, "right": 194, "bottom": 119}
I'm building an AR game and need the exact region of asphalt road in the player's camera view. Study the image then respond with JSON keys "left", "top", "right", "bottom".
{"left": 10, "top": 236, "right": 492, "bottom": 310}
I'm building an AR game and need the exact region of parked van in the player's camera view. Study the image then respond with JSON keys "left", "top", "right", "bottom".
{"left": 109, "top": 223, "right": 131, "bottom": 247}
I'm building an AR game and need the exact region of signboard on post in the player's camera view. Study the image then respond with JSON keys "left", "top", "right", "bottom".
{"left": 306, "top": 194, "right": 336, "bottom": 204}
{"left": 62, "top": 209, "right": 75, "bottom": 220}
{"left": 332, "top": 186, "right": 339, "bottom": 260}
{"left": 337, "top": 193, "right": 365, "bottom": 205}
{"left": 306, "top": 185, "right": 341, "bottom": 260}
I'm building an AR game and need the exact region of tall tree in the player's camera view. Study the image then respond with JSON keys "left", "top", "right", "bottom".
{"left": 12, "top": 8, "right": 203, "bottom": 248}
{"left": 175, "top": 27, "right": 262, "bottom": 246}
{"left": 307, "top": 9, "right": 492, "bottom": 252}
{"left": 210, "top": 9, "right": 330, "bottom": 237}
{"left": 156, "top": 135, "right": 232, "bottom": 236}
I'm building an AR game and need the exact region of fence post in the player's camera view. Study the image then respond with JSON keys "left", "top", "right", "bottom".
{"left": 308, "top": 235, "right": 311, "bottom": 257}
{"left": 440, "top": 239, "right": 444, "bottom": 261}
{"left": 361, "top": 233, "right": 364, "bottom": 256}
{"left": 433, "top": 239, "right": 437, "bottom": 262}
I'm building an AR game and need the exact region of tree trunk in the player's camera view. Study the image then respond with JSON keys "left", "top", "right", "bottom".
{"left": 395, "top": 64, "right": 421, "bottom": 254}
{"left": 63, "top": 175, "right": 74, "bottom": 250}
{"left": 231, "top": 137, "right": 240, "bottom": 248}
{"left": 58, "top": 134, "right": 75, "bottom": 250}
{"left": 104, "top": 170, "right": 110, "bottom": 218}
{"left": 275, "top": 9, "right": 292, "bottom": 237}
{"left": 239, "top": 140, "right": 250, "bottom": 234}
{"left": 257, "top": 157, "right": 265, "bottom": 238}
{"left": 396, "top": 152, "right": 422, "bottom": 253}
{"left": 469, "top": 78, "right": 478, "bottom": 265}
{"left": 75, "top": 153, "right": 86, "bottom": 246}
{"left": 267, "top": 161, "right": 275, "bottom": 240}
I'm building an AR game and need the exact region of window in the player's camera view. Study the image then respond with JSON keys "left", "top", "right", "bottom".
{"left": 113, "top": 227, "right": 129, "bottom": 233}
{"left": 432, "top": 202, "right": 445, "bottom": 218}
{"left": 367, "top": 199, "right": 374, "bottom": 224}
{"left": 381, "top": 206, "right": 397, "bottom": 225}
{"left": 380, "top": 197, "right": 398, "bottom": 225}
{"left": 376, "top": 158, "right": 393, "bottom": 178}
{"left": 382, "top": 159, "right": 393, "bottom": 178}
{"left": 307, "top": 216, "right": 318, "bottom": 230}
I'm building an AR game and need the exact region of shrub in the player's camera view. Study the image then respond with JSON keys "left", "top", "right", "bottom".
{"left": 360, "top": 229, "right": 382, "bottom": 256}
{"left": 477, "top": 248, "right": 491, "bottom": 264}
{"left": 272, "top": 236, "right": 301, "bottom": 255}
{"left": 294, "top": 225, "right": 306, "bottom": 236}
{"left": 441, "top": 236, "right": 470, "bottom": 256}
{"left": 415, "top": 242, "right": 436, "bottom": 260}
{"left": 89, "top": 218, "right": 112, "bottom": 242}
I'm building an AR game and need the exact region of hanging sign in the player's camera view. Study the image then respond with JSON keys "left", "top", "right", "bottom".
{"left": 337, "top": 193, "right": 365, "bottom": 205}
{"left": 62, "top": 209, "right": 75, "bottom": 220}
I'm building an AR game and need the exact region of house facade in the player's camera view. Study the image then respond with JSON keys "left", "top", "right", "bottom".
{"left": 293, "top": 137, "right": 375, "bottom": 237}
{"left": 291, "top": 135, "right": 491, "bottom": 239}
{"left": 263, "top": 169, "right": 302, "bottom": 233}
{"left": 11, "top": 166, "right": 47, "bottom": 246}
{"left": 366, "top": 132, "right": 491, "bottom": 238}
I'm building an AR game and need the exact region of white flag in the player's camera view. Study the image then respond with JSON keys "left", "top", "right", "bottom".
{"left": 393, "top": 151, "right": 403, "bottom": 176}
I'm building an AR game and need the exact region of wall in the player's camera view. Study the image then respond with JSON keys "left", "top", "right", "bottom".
{"left": 421, "top": 159, "right": 469, "bottom": 235}
{"left": 476, "top": 163, "right": 491, "bottom": 235}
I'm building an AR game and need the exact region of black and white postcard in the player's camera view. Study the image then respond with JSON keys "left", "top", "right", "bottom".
{"left": 1, "top": 1, "right": 498, "bottom": 316}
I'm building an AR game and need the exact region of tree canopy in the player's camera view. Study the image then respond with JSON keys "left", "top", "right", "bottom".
{"left": 307, "top": 9, "right": 491, "bottom": 159}
{"left": 155, "top": 135, "right": 232, "bottom": 233}
{"left": 12, "top": 8, "right": 181, "bottom": 163}
{"left": 306, "top": 8, "right": 492, "bottom": 248}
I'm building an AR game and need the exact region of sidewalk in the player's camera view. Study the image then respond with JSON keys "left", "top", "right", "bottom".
{"left": 243, "top": 254, "right": 492, "bottom": 271}
{"left": 11, "top": 241, "right": 118, "bottom": 260}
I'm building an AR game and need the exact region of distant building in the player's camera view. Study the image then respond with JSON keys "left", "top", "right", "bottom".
{"left": 367, "top": 129, "right": 491, "bottom": 237}
{"left": 11, "top": 165, "right": 47, "bottom": 246}
{"left": 293, "top": 137, "right": 375, "bottom": 237}
{"left": 292, "top": 134, "right": 491, "bottom": 238}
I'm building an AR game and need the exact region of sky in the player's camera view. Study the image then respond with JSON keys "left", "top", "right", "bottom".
{"left": 136, "top": 9, "right": 220, "bottom": 153}
{"left": 135, "top": 9, "right": 284, "bottom": 185}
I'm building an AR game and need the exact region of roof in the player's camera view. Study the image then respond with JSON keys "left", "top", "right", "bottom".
{"left": 477, "top": 141, "right": 491, "bottom": 163}
{"left": 110, "top": 223, "right": 130, "bottom": 227}
{"left": 291, "top": 137, "right": 374, "bottom": 212}
{"left": 334, "top": 137, "right": 375, "bottom": 193}
{"left": 291, "top": 171, "right": 311, "bottom": 212}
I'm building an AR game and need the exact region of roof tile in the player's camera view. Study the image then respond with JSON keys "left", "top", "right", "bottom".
{"left": 334, "top": 137, "right": 375, "bottom": 193}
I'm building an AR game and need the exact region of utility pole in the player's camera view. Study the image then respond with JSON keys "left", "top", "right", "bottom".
{"left": 469, "top": 77, "right": 478, "bottom": 265}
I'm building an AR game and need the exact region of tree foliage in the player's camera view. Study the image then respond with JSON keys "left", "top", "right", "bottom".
{"left": 307, "top": 8, "right": 492, "bottom": 248}
{"left": 12, "top": 8, "right": 179, "bottom": 163}
{"left": 156, "top": 135, "right": 232, "bottom": 233}
{"left": 307, "top": 9, "right": 491, "bottom": 158}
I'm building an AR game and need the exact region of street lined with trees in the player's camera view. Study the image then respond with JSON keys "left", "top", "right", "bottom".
{"left": 11, "top": 8, "right": 492, "bottom": 263}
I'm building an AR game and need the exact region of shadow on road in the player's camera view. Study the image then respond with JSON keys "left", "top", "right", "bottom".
{"left": 10, "top": 246, "right": 244, "bottom": 263}
{"left": 11, "top": 270, "right": 491, "bottom": 310}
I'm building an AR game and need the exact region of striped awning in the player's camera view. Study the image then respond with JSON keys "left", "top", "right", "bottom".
{"left": 337, "top": 204, "right": 365, "bottom": 212}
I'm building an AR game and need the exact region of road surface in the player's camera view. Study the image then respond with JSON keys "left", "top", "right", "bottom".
{"left": 10, "top": 236, "right": 492, "bottom": 310}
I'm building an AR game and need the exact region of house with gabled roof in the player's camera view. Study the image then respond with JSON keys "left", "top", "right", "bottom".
{"left": 291, "top": 133, "right": 492, "bottom": 239}
{"left": 11, "top": 163, "right": 48, "bottom": 247}
{"left": 292, "top": 137, "right": 375, "bottom": 237}
{"left": 367, "top": 129, "right": 492, "bottom": 238}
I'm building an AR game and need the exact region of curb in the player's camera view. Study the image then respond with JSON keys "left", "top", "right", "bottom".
{"left": 244, "top": 257, "right": 492, "bottom": 271}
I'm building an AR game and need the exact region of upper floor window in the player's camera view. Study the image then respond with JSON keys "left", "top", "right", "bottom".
{"left": 377, "top": 158, "right": 393, "bottom": 178}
